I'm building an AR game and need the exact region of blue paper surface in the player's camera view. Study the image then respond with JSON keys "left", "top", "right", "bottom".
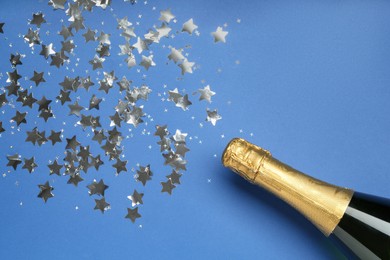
{"left": 0, "top": 1, "right": 389, "bottom": 259}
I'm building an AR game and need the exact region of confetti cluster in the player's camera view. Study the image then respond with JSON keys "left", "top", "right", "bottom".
{"left": 0, "top": 0, "right": 229, "bottom": 224}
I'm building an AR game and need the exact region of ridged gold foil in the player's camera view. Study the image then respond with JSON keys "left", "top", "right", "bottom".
{"left": 222, "top": 138, "right": 354, "bottom": 236}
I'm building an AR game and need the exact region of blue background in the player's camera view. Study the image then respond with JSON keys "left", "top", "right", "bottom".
{"left": 1, "top": 0, "right": 390, "bottom": 259}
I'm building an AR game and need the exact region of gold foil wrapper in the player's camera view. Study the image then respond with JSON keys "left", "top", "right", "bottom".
{"left": 222, "top": 138, "right": 354, "bottom": 236}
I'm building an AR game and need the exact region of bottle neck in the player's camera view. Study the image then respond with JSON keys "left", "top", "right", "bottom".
{"left": 222, "top": 138, "right": 354, "bottom": 236}
{"left": 252, "top": 155, "right": 354, "bottom": 236}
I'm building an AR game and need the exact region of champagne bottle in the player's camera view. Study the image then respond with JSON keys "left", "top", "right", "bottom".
{"left": 222, "top": 138, "right": 390, "bottom": 259}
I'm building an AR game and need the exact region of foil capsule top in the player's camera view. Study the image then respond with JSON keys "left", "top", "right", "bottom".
{"left": 222, "top": 138, "right": 271, "bottom": 183}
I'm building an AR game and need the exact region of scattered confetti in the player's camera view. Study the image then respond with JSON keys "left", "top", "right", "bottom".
{"left": 0, "top": 0, "right": 229, "bottom": 225}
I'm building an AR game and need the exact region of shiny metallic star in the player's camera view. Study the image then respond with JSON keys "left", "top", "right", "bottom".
{"left": 119, "top": 43, "right": 133, "bottom": 56}
{"left": 10, "top": 53, "right": 23, "bottom": 67}
{"left": 50, "top": 52, "right": 65, "bottom": 68}
{"left": 161, "top": 180, "right": 176, "bottom": 195}
{"left": 121, "top": 27, "right": 136, "bottom": 41}
{"left": 176, "top": 94, "right": 192, "bottom": 111}
{"left": 30, "top": 12, "right": 46, "bottom": 28}
{"left": 89, "top": 55, "right": 105, "bottom": 70}
{"left": 171, "top": 129, "right": 187, "bottom": 143}
{"left": 117, "top": 16, "right": 132, "bottom": 30}
{"left": 48, "top": 130, "right": 62, "bottom": 145}
{"left": 87, "top": 179, "right": 109, "bottom": 196}
{"left": 155, "top": 23, "right": 171, "bottom": 40}
{"left": 48, "top": 160, "right": 63, "bottom": 176}
{"left": 56, "top": 90, "right": 71, "bottom": 105}
{"left": 167, "top": 170, "right": 182, "bottom": 184}
{"left": 128, "top": 189, "right": 144, "bottom": 207}
{"left": 125, "top": 53, "right": 137, "bottom": 68}
{"left": 125, "top": 207, "right": 141, "bottom": 223}
{"left": 37, "top": 96, "right": 52, "bottom": 111}
{"left": 30, "top": 71, "right": 46, "bottom": 86}
{"left": 82, "top": 28, "right": 96, "bottom": 42}
{"left": 39, "top": 109, "right": 53, "bottom": 122}
{"left": 68, "top": 101, "right": 84, "bottom": 117}
{"left": 159, "top": 8, "right": 175, "bottom": 23}
{"left": 112, "top": 158, "right": 127, "bottom": 174}
{"left": 25, "top": 127, "right": 43, "bottom": 145}
{"left": 61, "top": 40, "right": 75, "bottom": 53}
{"left": 168, "top": 48, "right": 185, "bottom": 64}
{"left": 175, "top": 143, "right": 190, "bottom": 157}
{"left": 67, "top": 174, "right": 84, "bottom": 187}
{"left": 22, "top": 156, "right": 38, "bottom": 173}
{"left": 136, "top": 165, "right": 152, "bottom": 186}
{"left": 168, "top": 88, "right": 182, "bottom": 103}
{"left": 65, "top": 135, "right": 80, "bottom": 151}
{"left": 198, "top": 85, "right": 216, "bottom": 103}
{"left": 182, "top": 18, "right": 198, "bottom": 34}
{"left": 117, "top": 76, "right": 132, "bottom": 91}
{"left": 6, "top": 154, "right": 22, "bottom": 170}
{"left": 157, "top": 137, "right": 171, "bottom": 152}
{"left": 24, "top": 28, "right": 41, "bottom": 46}
{"left": 39, "top": 44, "right": 56, "bottom": 59}
{"left": 206, "top": 108, "right": 222, "bottom": 126}
{"left": 103, "top": 70, "right": 117, "bottom": 86}
{"left": 144, "top": 30, "right": 159, "bottom": 43}
{"left": 37, "top": 181, "right": 54, "bottom": 203}
{"left": 178, "top": 59, "right": 195, "bottom": 75}
{"left": 140, "top": 54, "right": 156, "bottom": 70}
{"left": 94, "top": 198, "right": 110, "bottom": 213}
{"left": 7, "top": 69, "right": 22, "bottom": 83}
{"left": 154, "top": 125, "right": 169, "bottom": 139}
{"left": 96, "top": 44, "right": 110, "bottom": 57}
{"left": 212, "top": 26, "right": 228, "bottom": 43}
{"left": 89, "top": 95, "right": 102, "bottom": 110}
{"left": 132, "top": 37, "right": 148, "bottom": 54}
{"left": 58, "top": 25, "right": 73, "bottom": 40}
{"left": 97, "top": 31, "right": 111, "bottom": 45}
{"left": 11, "top": 111, "right": 27, "bottom": 126}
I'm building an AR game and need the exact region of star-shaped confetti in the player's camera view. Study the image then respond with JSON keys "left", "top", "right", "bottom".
{"left": 11, "top": 111, "right": 27, "bottom": 126}
{"left": 82, "top": 28, "right": 96, "bottom": 42}
{"left": 87, "top": 179, "right": 109, "bottom": 196}
{"left": 182, "top": 18, "right": 198, "bottom": 34}
{"left": 37, "top": 181, "right": 54, "bottom": 203}
{"left": 179, "top": 59, "right": 195, "bottom": 75}
{"left": 30, "top": 71, "right": 46, "bottom": 86}
{"left": 30, "top": 12, "right": 46, "bottom": 28}
{"left": 197, "top": 85, "right": 216, "bottom": 103}
{"left": 206, "top": 108, "right": 222, "bottom": 126}
{"left": 212, "top": 26, "right": 228, "bottom": 43}
{"left": 159, "top": 8, "right": 175, "bottom": 23}
{"left": 22, "top": 157, "right": 38, "bottom": 173}
{"left": 7, "top": 154, "right": 22, "bottom": 170}
{"left": 125, "top": 207, "right": 141, "bottom": 223}
{"left": 39, "top": 44, "right": 56, "bottom": 59}
{"left": 94, "top": 198, "right": 110, "bottom": 213}
{"left": 128, "top": 189, "right": 144, "bottom": 207}
{"left": 48, "top": 160, "right": 63, "bottom": 176}
{"left": 161, "top": 180, "right": 176, "bottom": 195}
{"left": 136, "top": 164, "right": 153, "bottom": 186}
{"left": 0, "top": 2, "right": 227, "bottom": 225}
